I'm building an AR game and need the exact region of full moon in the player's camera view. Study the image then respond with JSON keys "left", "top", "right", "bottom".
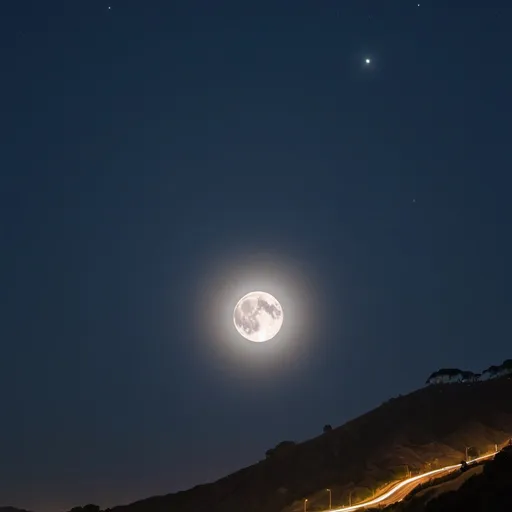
{"left": 233, "top": 291, "right": 284, "bottom": 342}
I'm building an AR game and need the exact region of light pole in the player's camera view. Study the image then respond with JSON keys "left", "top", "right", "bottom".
{"left": 304, "top": 498, "right": 308, "bottom": 512}
{"left": 326, "top": 488, "right": 332, "bottom": 509}
{"left": 348, "top": 490, "right": 353, "bottom": 507}
{"left": 398, "top": 464, "right": 410, "bottom": 478}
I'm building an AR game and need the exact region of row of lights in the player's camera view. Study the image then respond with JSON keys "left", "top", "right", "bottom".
{"left": 304, "top": 488, "right": 341, "bottom": 511}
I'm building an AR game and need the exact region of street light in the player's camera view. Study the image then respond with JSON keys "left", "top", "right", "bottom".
{"left": 326, "top": 488, "right": 332, "bottom": 509}
{"left": 398, "top": 464, "right": 410, "bottom": 478}
{"left": 304, "top": 498, "right": 308, "bottom": 512}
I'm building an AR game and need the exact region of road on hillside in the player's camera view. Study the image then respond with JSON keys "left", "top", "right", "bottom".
{"left": 326, "top": 452, "right": 497, "bottom": 512}
{"left": 373, "top": 467, "right": 457, "bottom": 507}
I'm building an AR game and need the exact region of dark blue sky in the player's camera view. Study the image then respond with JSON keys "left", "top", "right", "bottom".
{"left": 1, "top": 1, "right": 511, "bottom": 511}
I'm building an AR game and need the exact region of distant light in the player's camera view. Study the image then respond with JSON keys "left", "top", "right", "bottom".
{"left": 365, "top": 58, "right": 371, "bottom": 64}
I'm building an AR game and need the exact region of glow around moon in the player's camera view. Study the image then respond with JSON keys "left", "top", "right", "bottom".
{"left": 233, "top": 291, "right": 284, "bottom": 342}
{"left": 191, "top": 250, "right": 321, "bottom": 377}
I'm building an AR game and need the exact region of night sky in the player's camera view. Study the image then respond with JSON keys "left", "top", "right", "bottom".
{"left": 1, "top": 1, "right": 511, "bottom": 511}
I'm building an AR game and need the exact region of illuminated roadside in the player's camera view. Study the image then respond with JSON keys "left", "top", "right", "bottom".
{"left": 326, "top": 451, "right": 497, "bottom": 511}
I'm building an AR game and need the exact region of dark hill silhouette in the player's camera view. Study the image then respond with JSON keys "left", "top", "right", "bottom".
{"left": 106, "top": 376, "right": 512, "bottom": 512}
{"left": 0, "top": 508, "right": 33, "bottom": 512}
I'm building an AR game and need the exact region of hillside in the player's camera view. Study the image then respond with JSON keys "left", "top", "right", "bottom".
{"left": 108, "top": 376, "right": 512, "bottom": 512}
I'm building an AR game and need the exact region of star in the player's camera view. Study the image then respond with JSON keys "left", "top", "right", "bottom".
{"left": 365, "top": 58, "right": 371, "bottom": 64}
